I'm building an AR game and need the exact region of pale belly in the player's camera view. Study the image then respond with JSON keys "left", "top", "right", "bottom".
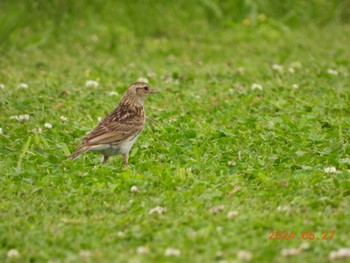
{"left": 89, "top": 135, "right": 140, "bottom": 157}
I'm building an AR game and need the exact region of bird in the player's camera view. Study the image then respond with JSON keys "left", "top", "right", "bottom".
{"left": 69, "top": 82, "right": 159, "bottom": 167}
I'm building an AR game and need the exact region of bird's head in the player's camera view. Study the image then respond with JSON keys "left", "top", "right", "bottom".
{"left": 125, "top": 82, "right": 159, "bottom": 105}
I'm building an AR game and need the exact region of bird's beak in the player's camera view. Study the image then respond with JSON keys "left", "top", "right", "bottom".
{"left": 151, "top": 89, "right": 160, "bottom": 94}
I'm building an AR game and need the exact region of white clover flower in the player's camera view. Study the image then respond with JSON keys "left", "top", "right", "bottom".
{"left": 292, "top": 84, "right": 299, "bottom": 89}
{"left": 299, "top": 242, "right": 310, "bottom": 251}
{"left": 18, "top": 83, "right": 28, "bottom": 89}
{"left": 147, "top": 72, "right": 156, "bottom": 78}
{"left": 108, "top": 91, "right": 119, "bottom": 96}
{"left": 227, "top": 210, "right": 239, "bottom": 219}
{"left": 210, "top": 205, "right": 225, "bottom": 214}
{"left": 19, "top": 114, "right": 30, "bottom": 121}
{"left": 324, "top": 167, "right": 337, "bottom": 173}
{"left": 329, "top": 248, "right": 350, "bottom": 261}
{"left": 236, "top": 67, "right": 244, "bottom": 74}
{"left": 10, "top": 114, "right": 30, "bottom": 121}
{"left": 228, "top": 160, "right": 236, "bottom": 166}
{"left": 288, "top": 67, "right": 295, "bottom": 74}
{"left": 79, "top": 250, "right": 91, "bottom": 259}
{"left": 272, "top": 64, "right": 284, "bottom": 73}
{"left": 165, "top": 248, "right": 181, "bottom": 257}
{"left": 130, "top": 186, "right": 139, "bottom": 193}
{"left": 277, "top": 205, "right": 290, "bottom": 212}
{"left": 237, "top": 250, "right": 252, "bottom": 261}
{"left": 281, "top": 248, "right": 301, "bottom": 257}
{"left": 32, "top": 128, "right": 42, "bottom": 134}
{"left": 149, "top": 206, "right": 167, "bottom": 215}
{"left": 7, "top": 249, "right": 20, "bottom": 258}
{"left": 327, "top": 69, "right": 338, "bottom": 76}
{"left": 44, "top": 122, "right": 52, "bottom": 129}
{"left": 251, "top": 83, "right": 263, "bottom": 91}
{"left": 117, "top": 231, "right": 125, "bottom": 237}
{"left": 60, "top": 116, "right": 68, "bottom": 122}
{"left": 0, "top": 127, "right": 2, "bottom": 135}
{"left": 85, "top": 80, "right": 99, "bottom": 88}
{"left": 216, "top": 251, "right": 223, "bottom": 258}
{"left": 137, "top": 246, "right": 149, "bottom": 255}
{"left": 288, "top": 61, "right": 302, "bottom": 73}
{"left": 137, "top": 77, "right": 149, "bottom": 83}
{"left": 0, "top": 83, "right": 5, "bottom": 89}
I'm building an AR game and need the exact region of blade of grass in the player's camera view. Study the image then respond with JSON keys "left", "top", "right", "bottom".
{"left": 16, "top": 135, "right": 32, "bottom": 174}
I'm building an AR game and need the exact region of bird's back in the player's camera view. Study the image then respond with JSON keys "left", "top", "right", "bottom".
{"left": 82, "top": 102, "right": 145, "bottom": 146}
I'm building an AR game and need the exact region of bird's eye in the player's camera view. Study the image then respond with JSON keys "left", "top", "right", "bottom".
{"left": 143, "top": 86, "right": 149, "bottom": 91}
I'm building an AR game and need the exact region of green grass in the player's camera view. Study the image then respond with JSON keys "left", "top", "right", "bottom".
{"left": 1, "top": 1, "right": 350, "bottom": 262}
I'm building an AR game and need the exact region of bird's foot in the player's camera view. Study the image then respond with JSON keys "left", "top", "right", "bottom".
{"left": 101, "top": 156, "right": 109, "bottom": 163}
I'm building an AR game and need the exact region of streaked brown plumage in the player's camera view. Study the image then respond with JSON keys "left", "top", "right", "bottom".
{"left": 69, "top": 82, "right": 158, "bottom": 166}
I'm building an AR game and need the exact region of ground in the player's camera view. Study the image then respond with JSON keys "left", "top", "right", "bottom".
{"left": 1, "top": 2, "right": 350, "bottom": 262}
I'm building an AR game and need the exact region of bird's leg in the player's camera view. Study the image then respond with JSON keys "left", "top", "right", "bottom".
{"left": 122, "top": 153, "right": 129, "bottom": 167}
{"left": 101, "top": 155, "right": 109, "bottom": 163}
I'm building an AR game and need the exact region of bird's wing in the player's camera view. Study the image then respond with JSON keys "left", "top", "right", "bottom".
{"left": 83, "top": 120, "right": 144, "bottom": 145}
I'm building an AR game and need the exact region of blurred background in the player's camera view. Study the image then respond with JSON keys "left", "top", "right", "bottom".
{"left": 1, "top": 0, "right": 349, "bottom": 52}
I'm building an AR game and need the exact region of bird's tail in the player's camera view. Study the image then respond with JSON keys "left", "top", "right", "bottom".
{"left": 68, "top": 146, "right": 91, "bottom": 160}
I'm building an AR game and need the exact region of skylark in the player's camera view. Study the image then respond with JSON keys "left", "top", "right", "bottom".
{"left": 69, "top": 82, "right": 158, "bottom": 167}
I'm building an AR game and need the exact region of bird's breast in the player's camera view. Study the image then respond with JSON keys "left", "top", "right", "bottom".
{"left": 90, "top": 133, "right": 141, "bottom": 157}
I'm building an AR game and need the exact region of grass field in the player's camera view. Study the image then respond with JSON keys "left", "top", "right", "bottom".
{"left": 1, "top": 1, "right": 350, "bottom": 262}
